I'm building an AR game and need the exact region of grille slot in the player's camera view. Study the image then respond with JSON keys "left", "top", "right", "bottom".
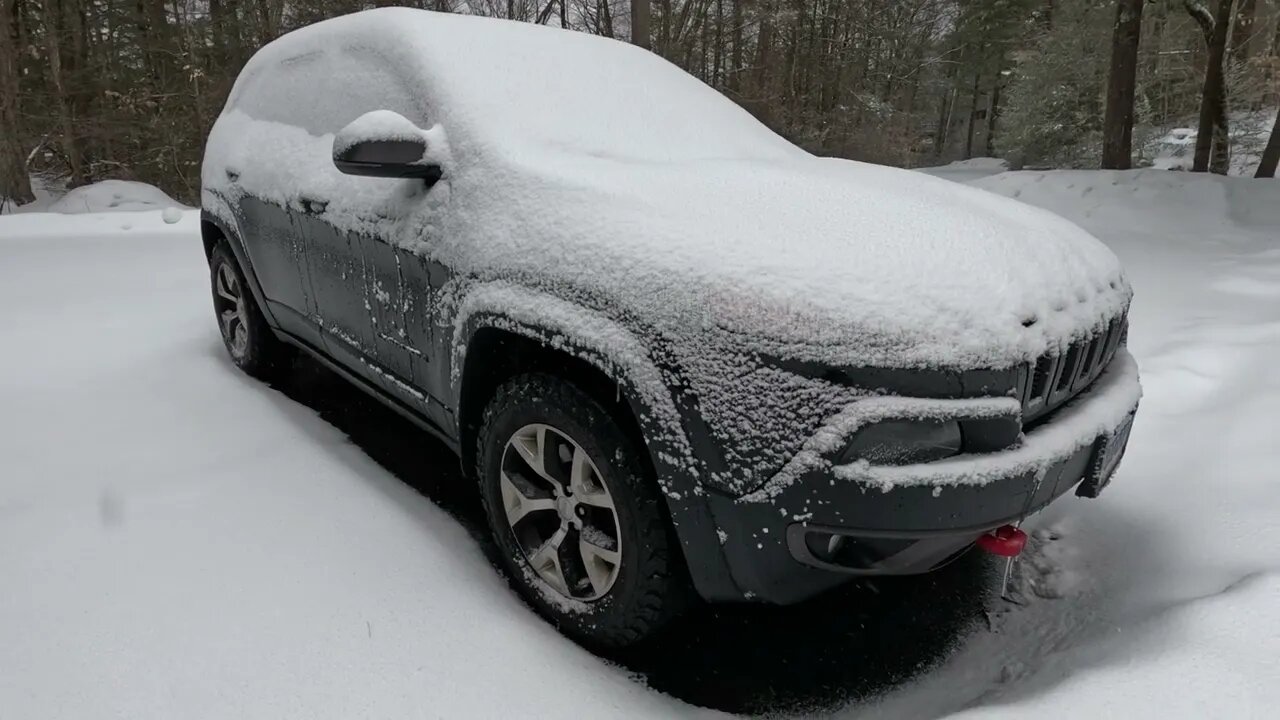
{"left": 1026, "top": 355, "right": 1054, "bottom": 409}
{"left": 1022, "top": 313, "right": 1127, "bottom": 425}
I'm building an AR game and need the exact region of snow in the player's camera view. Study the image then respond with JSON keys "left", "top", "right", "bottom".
{"left": 1, "top": 168, "right": 1277, "bottom": 716}
{"left": 837, "top": 351, "right": 1139, "bottom": 491}
{"left": 6, "top": 179, "right": 186, "bottom": 215}
{"left": 744, "top": 349, "right": 1139, "bottom": 500}
{"left": 857, "top": 168, "right": 1280, "bottom": 718}
{"left": 1145, "top": 109, "right": 1279, "bottom": 177}
{"left": 203, "top": 8, "right": 1130, "bottom": 380}
{"left": 333, "top": 110, "right": 429, "bottom": 154}
{"left": 916, "top": 156, "right": 1011, "bottom": 183}
{"left": 0, "top": 208, "right": 714, "bottom": 719}
{"left": 331, "top": 110, "right": 450, "bottom": 168}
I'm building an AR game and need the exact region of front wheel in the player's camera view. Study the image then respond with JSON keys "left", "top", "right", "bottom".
{"left": 476, "top": 373, "right": 689, "bottom": 648}
{"left": 209, "top": 240, "right": 293, "bottom": 379}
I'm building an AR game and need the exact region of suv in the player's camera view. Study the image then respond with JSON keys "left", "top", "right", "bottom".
{"left": 201, "top": 9, "right": 1141, "bottom": 647}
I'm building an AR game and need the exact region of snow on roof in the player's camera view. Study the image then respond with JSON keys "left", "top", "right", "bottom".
{"left": 225, "top": 8, "right": 799, "bottom": 165}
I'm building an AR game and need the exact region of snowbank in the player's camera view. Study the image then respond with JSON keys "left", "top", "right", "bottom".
{"left": 916, "top": 157, "right": 1011, "bottom": 183}
{"left": 8, "top": 179, "right": 187, "bottom": 215}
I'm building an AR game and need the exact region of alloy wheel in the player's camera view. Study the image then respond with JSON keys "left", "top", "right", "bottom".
{"left": 499, "top": 423, "right": 623, "bottom": 601}
{"left": 213, "top": 261, "right": 249, "bottom": 359}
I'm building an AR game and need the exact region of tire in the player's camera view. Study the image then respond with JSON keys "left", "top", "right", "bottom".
{"left": 209, "top": 240, "right": 294, "bottom": 380}
{"left": 477, "top": 373, "right": 688, "bottom": 648}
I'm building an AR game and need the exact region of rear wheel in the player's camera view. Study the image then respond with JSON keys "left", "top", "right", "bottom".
{"left": 209, "top": 240, "right": 293, "bottom": 379}
{"left": 477, "top": 373, "right": 688, "bottom": 648}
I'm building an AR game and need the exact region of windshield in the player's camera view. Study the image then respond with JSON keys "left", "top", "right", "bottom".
{"left": 411, "top": 14, "right": 803, "bottom": 163}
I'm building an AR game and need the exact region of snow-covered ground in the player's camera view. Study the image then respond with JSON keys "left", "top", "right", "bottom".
{"left": 915, "top": 157, "right": 1011, "bottom": 183}
{"left": 2, "top": 170, "right": 1277, "bottom": 718}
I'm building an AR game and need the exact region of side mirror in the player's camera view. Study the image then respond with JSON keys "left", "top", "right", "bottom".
{"left": 332, "top": 110, "right": 442, "bottom": 182}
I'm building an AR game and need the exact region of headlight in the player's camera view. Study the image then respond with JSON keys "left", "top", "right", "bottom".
{"left": 837, "top": 419, "right": 962, "bottom": 466}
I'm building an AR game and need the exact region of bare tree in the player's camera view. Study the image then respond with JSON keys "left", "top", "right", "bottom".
{"left": 1185, "top": 0, "right": 1234, "bottom": 174}
{"left": 0, "top": 0, "right": 33, "bottom": 205}
{"left": 1229, "top": 0, "right": 1256, "bottom": 62}
{"left": 1256, "top": 110, "right": 1280, "bottom": 178}
{"left": 1101, "top": 0, "right": 1143, "bottom": 169}
{"left": 632, "top": 0, "right": 650, "bottom": 49}
{"left": 8, "top": 0, "right": 1270, "bottom": 201}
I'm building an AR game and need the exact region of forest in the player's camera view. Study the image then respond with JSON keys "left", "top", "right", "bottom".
{"left": 2, "top": 0, "right": 1279, "bottom": 206}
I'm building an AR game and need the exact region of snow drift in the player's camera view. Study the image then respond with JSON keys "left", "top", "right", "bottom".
{"left": 6, "top": 179, "right": 185, "bottom": 215}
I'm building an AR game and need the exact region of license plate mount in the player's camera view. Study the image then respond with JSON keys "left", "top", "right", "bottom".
{"left": 1077, "top": 412, "right": 1135, "bottom": 499}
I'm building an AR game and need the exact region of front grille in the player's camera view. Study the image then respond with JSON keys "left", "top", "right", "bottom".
{"left": 1021, "top": 313, "right": 1127, "bottom": 425}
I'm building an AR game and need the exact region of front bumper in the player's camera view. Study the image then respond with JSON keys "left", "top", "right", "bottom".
{"left": 704, "top": 350, "right": 1142, "bottom": 604}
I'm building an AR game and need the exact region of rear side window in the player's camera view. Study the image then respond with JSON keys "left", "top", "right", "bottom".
{"left": 230, "top": 46, "right": 427, "bottom": 135}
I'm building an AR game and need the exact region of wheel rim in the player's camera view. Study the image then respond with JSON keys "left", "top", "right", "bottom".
{"left": 213, "top": 262, "right": 249, "bottom": 360}
{"left": 499, "top": 423, "right": 623, "bottom": 601}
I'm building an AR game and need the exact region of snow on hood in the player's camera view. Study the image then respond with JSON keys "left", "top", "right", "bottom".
{"left": 430, "top": 148, "right": 1130, "bottom": 371}
{"left": 207, "top": 8, "right": 1129, "bottom": 371}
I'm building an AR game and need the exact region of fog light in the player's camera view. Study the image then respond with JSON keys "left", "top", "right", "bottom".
{"left": 838, "top": 419, "right": 962, "bottom": 466}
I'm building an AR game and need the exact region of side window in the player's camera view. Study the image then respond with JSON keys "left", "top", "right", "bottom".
{"left": 231, "top": 47, "right": 428, "bottom": 135}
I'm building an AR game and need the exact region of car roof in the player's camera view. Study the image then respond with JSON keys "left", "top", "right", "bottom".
{"left": 225, "top": 8, "right": 800, "bottom": 164}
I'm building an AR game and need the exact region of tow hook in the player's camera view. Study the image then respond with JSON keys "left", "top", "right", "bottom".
{"left": 976, "top": 524, "right": 1027, "bottom": 557}
{"left": 976, "top": 524, "right": 1028, "bottom": 602}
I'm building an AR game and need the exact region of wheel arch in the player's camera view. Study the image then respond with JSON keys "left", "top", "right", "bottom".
{"left": 451, "top": 289, "right": 741, "bottom": 602}
{"left": 200, "top": 209, "right": 281, "bottom": 331}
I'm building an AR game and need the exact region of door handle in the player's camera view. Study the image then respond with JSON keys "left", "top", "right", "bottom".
{"left": 298, "top": 195, "right": 329, "bottom": 214}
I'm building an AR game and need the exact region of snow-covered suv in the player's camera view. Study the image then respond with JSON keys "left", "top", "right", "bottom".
{"left": 200, "top": 9, "right": 1141, "bottom": 647}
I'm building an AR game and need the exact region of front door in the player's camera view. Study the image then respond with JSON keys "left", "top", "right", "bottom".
{"left": 232, "top": 192, "right": 320, "bottom": 347}
{"left": 292, "top": 204, "right": 379, "bottom": 374}
{"left": 361, "top": 236, "right": 418, "bottom": 402}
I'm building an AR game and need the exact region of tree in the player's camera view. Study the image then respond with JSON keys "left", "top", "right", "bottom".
{"left": 631, "top": 0, "right": 650, "bottom": 49}
{"left": 0, "top": 0, "right": 34, "bottom": 206}
{"left": 1000, "top": 0, "right": 1112, "bottom": 168}
{"left": 1256, "top": 110, "right": 1280, "bottom": 178}
{"left": 1185, "top": 0, "right": 1234, "bottom": 174}
{"left": 1229, "top": 0, "right": 1256, "bottom": 62}
{"left": 1100, "top": 0, "right": 1143, "bottom": 169}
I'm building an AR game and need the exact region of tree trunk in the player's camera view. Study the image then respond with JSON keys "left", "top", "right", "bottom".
{"left": 1255, "top": 110, "right": 1280, "bottom": 178}
{"left": 44, "top": 0, "right": 87, "bottom": 185}
{"left": 985, "top": 73, "right": 1002, "bottom": 158}
{"left": 1188, "top": 0, "right": 1233, "bottom": 174}
{"left": 1101, "top": 0, "right": 1143, "bottom": 169}
{"left": 631, "top": 0, "right": 650, "bottom": 49}
{"left": 728, "top": 0, "right": 744, "bottom": 94}
{"left": 963, "top": 69, "right": 981, "bottom": 160}
{"left": 1229, "top": 0, "right": 1256, "bottom": 62}
{"left": 0, "top": 0, "right": 34, "bottom": 206}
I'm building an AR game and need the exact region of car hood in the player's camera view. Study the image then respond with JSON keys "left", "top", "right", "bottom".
{"left": 436, "top": 152, "right": 1130, "bottom": 371}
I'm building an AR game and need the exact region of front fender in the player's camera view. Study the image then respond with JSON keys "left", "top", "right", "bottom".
{"left": 199, "top": 207, "right": 281, "bottom": 331}
{"left": 450, "top": 282, "right": 742, "bottom": 601}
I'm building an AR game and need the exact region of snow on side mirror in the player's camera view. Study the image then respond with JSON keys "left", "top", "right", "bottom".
{"left": 332, "top": 110, "right": 443, "bottom": 182}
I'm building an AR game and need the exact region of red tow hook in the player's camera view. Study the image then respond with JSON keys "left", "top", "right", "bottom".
{"left": 978, "top": 524, "right": 1029, "bottom": 603}
{"left": 976, "top": 524, "right": 1028, "bottom": 558}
